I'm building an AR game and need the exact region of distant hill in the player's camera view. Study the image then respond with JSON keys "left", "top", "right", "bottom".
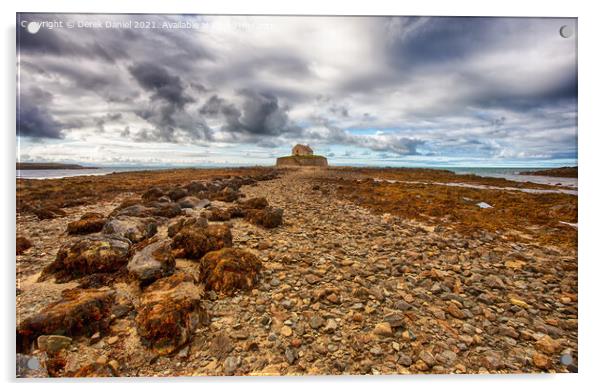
{"left": 16, "top": 162, "right": 98, "bottom": 170}
{"left": 521, "top": 166, "right": 577, "bottom": 178}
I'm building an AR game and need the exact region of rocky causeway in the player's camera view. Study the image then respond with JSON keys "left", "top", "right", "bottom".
{"left": 16, "top": 167, "right": 578, "bottom": 377}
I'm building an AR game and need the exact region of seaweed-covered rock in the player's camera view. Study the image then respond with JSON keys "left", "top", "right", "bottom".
{"left": 72, "top": 362, "right": 119, "bottom": 377}
{"left": 33, "top": 205, "right": 66, "bottom": 220}
{"left": 135, "top": 273, "right": 208, "bottom": 355}
{"left": 112, "top": 204, "right": 153, "bottom": 218}
{"left": 141, "top": 187, "right": 164, "bottom": 202}
{"left": 178, "top": 196, "right": 210, "bottom": 209}
{"left": 210, "top": 186, "right": 240, "bottom": 202}
{"left": 102, "top": 216, "right": 158, "bottom": 243}
{"left": 208, "top": 207, "right": 231, "bottom": 222}
{"left": 238, "top": 197, "right": 269, "bottom": 210}
{"left": 186, "top": 180, "right": 207, "bottom": 194}
{"left": 226, "top": 205, "right": 246, "bottom": 218}
{"left": 127, "top": 240, "right": 175, "bottom": 284}
{"left": 152, "top": 202, "right": 183, "bottom": 218}
{"left": 199, "top": 248, "right": 262, "bottom": 295}
{"left": 245, "top": 206, "right": 283, "bottom": 228}
{"left": 17, "top": 288, "right": 115, "bottom": 352}
{"left": 171, "top": 224, "right": 232, "bottom": 259}
{"left": 40, "top": 235, "right": 131, "bottom": 282}
{"left": 168, "top": 187, "right": 188, "bottom": 202}
{"left": 167, "top": 217, "right": 208, "bottom": 238}
{"left": 66, "top": 212, "right": 107, "bottom": 235}
{"left": 16, "top": 236, "right": 32, "bottom": 255}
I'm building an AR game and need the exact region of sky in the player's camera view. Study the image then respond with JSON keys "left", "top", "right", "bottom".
{"left": 16, "top": 14, "right": 578, "bottom": 167}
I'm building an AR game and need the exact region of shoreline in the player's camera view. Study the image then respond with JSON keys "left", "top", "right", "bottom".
{"left": 16, "top": 167, "right": 577, "bottom": 376}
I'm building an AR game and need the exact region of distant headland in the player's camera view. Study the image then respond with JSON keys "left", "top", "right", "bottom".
{"left": 276, "top": 144, "right": 328, "bottom": 167}
{"left": 16, "top": 162, "right": 98, "bottom": 170}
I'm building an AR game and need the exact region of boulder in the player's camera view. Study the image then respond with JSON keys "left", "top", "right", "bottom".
{"left": 40, "top": 235, "right": 131, "bottom": 282}
{"left": 136, "top": 273, "right": 208, "bottom": 355}
{"left": 66, "top": 212, "right": 107, "bottom": 235}
{"left": 208, "top": 207, "right": 231, "bottom": 221}
{"left": 178, "top": 196, "right": 210, "bottom": 209}
{"left": 17, "top": 288, "right": 115, "bottom": 352}
{"left": 171, "top": 223, "right": 232, "bottom": 259}
{"left": 152, "top": 202, "right": 183, "bottom": 218}
{"left": 112, "top": 204, "right": 153, "bottom": 218}
{"left": 102, "top": 216, "right": 158, "bottom": 243}
{"left": 199, "top": 248, "right": 262, "bottom": 295}
{"left": 16, "top": 236, "right": 32, "bottom": 255}
{"left": 168, "top": 187, "right": 188, "bottom": 202}
{"left": 33, "top": 205, "right": 66, "bottom": 220}
{"left": 238, "top": 197, "right": 269, "bottom": 210}
{"left": 167, "top": 217, "right": 208, "bottom": 238}
{"left": 245, "top": 206, "right": 283, "bottom": 228}
{"left": 226, "top": 206, "right": 246, "bottom": 218}
{"left": 127, "top": 240, "right": 175, "bottom": 284}
{"left": 141, "top": 187, "right": 164, "bottom": 202}
{"left": 186, "top": 180, "right": 207, "bottom": 194}
{"left": 210, "top": 186, "right": 240, "bottom": 202}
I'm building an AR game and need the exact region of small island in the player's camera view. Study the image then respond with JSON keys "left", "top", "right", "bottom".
{"left": 276, "top": 144, "right": 328, "bottom": 167}
{"left": 521, "top": 166, "right": 577, "bottom": 178}
{"left": 16, "top": 162, "right": 98, "bottom": 170}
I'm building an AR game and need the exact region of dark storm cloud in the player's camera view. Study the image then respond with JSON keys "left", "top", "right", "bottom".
{"left": 17, "top": 103, "right": 63, "bottom": 139}
{"left": 200, "top": 90, "right": 302, "bottom": 139}
{"left": 129, "top": 63, "right": 192, "bottom": 108}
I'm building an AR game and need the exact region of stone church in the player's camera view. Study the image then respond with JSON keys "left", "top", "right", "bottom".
{"left": 292, "top": 144, "right": 313, "bottom": 156}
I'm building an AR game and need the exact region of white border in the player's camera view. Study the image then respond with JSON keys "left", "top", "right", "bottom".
{"left": 3, "top": 1, "right": 600, "bottom": 390}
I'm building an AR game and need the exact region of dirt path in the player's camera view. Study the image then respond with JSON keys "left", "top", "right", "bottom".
{"left": 16, "top": 169, "right": 578, "bottom": 376}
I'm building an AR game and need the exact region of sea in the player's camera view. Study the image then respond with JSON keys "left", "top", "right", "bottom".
{"left": 16, "top": 165, "right": 577, "bottom": 188}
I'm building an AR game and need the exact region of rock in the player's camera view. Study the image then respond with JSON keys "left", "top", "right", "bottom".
{"left": 373, "top": 322, "right": 393, "bottom": 337}
{"left": 418, "top": 351, "right": 436, "bottom": 367}
{"left": 102, "top": 216, "right": 157, "bottom": 243}
{"left": 310, "top": 315, "right": 324, "bottom": 329}
{"left": 152, "top": 202, "right": 183, "bottom": 218}
{"left": 135, "top": 273, "right": 207, "bottom": 355}
{"left": 245, "top": 207, "right": 283, "bottom": 228}
{"left": 178, "top": 196, "right": 210, "bottom": 209}
{"left": 208, "top": 207, "right": 231, "bottom": 222}
{"left": 383, "top": 311, "right": 405, "bottom": 328}
{"left": 39, "top": 235, "right": 131, "bottom": 282}
{"left": 481, "top": 352, "right": 503, "bottom": 370}
{"left": 446, "top": 303, "right": 466, "bottom": 319}
{"left": 127, "top": 240, "right": 175, "bottom": 284}
{"left": 285, "top": 347, "right": 297, "bottom": 364}
{"left": 16, "top": 236, "right": 32, "bottom": 255}
{"left": 324, "top": 318, "right": 338, "bottom": 333}
{"left": 72, "top": 362, "right": 118, "bottom": 377}
{"left": 17, "top": 288, "right": 115, "bottom": 352}
{"left": 435, "top": 350, "right": 457, "bottom": 366}
{"left": 223, "top": 356, "right": 240, "bottom": 375}
{"left": 533, "top": 352, "right": 551, "bottom": 369}
{"left": 167, "top": 217, "right": 208, "bottom": 238}
{"left": 33, "top": 205, "right": 66, "bottom": 220}
{"left": 198, "top": 248, "right": 262, "bottom": 295}
{"left": 107, "top": 336, "right": 119, "bottom": 345}
{"left": 238, "top": 197, "right": 269, "bottom": 210}
{"left": 37, "top": 335, "right": 72, "bottom": 353}
{"left": 112, "top": 204, "right": 153, "bottom": 218}
{"left": 67, "top": 212, "right": 107, "bottom": 235}
{"left": 171, "top": 223, "right": 232, "bottom": 259}
{"left": 484, "top": 275, "right": 506, "bottom": 289}
{"left": 535, "top": 335, "right": 562, "bottom": 354}
{"left": 141, "top": 187, "right": 164, "bottom": 202}
{"left": 280, "top": 325, "right": 293, "bottom": 337}
{"left": 398, "top": 352, "right": 412, "bottom": 367}
{"left": 16, "top": 354, "right": 48, "bottom": 378}
{"left": 168, "top": 187, "right": 188, "bottom": 201}
{"left": 498, "top": 325, "right": 519, "bottom": 339}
